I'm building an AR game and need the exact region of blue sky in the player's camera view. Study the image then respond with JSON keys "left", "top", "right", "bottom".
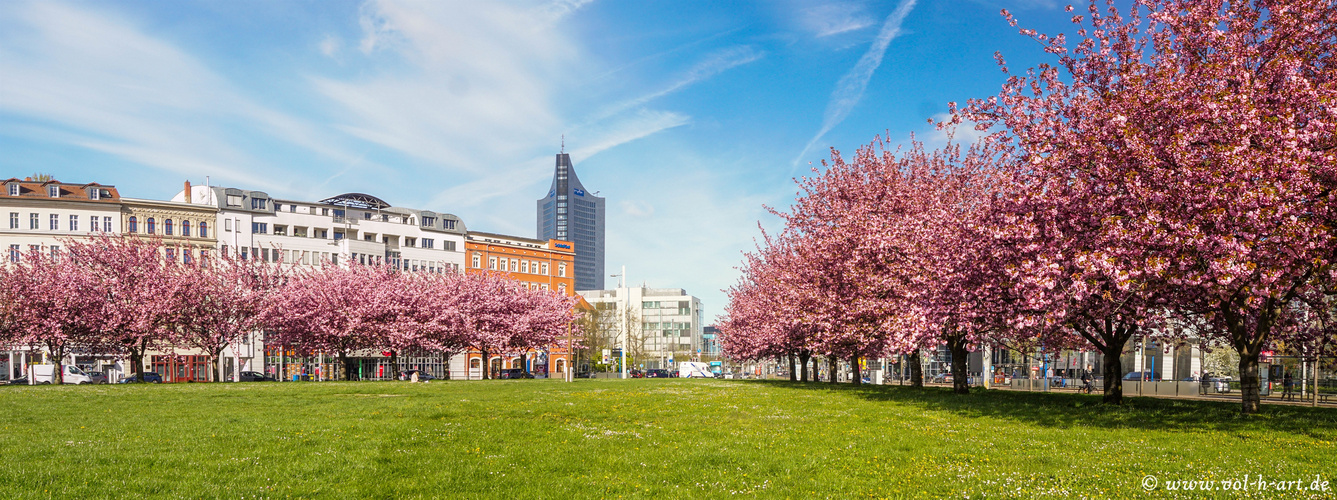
{"left": 0, "top": 0, "right": 1080, "bottom": 320}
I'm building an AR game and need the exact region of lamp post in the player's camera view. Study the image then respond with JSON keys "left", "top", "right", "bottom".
{"left": 610, "top": 266, "right": 627, "bottom": 379}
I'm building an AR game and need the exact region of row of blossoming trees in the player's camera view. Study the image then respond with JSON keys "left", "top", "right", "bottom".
{"left": 0, "top": 235, "right": 579, "bottom": 383}
{"left": 720, "top": 0, "right": 1337, "bottom": 413}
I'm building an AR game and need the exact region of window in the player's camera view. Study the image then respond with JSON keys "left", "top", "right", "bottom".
{"left": 541, "top": 263, "right": 549, "bottom": 275}
{"left": 472, "top": 254, "right": 481, "bottom": 268}
{"left": 29, "top": 213, "right": 38, "bottom": 230}
{"left": 422, "top": 238, "right": 434, "bottom": 249}
{"left": 70, "top": 215, "right": 79, "bottom": 232}
{"left": 128, "top": 216, "right": 138, "bottom": 233}
{"left": 521, "top": 261, "right": 529, "bottom": 274}
{"left": 240, "top": 247, "right": 248, "bottom": 260}
{"left": 49, "top": 245, "right": 59, "bottom": 260}
{"left": 251, "top": 198, "right": 266, "bottom": 210}
{"left": 165, "top": 247, "right": 176, "bottom": 262}
{"left": 88, "top": 188, "right": 100, "bottom": 200}
{"left": 333, "top": 232, "right": 344, "bottom": 241}
{"left": 48, "top": 186, "right": 58, "bottom": 198}
{"left": 422, "top": 216, "right": 436, "bottom": 227}
{"left": 510, "top": 259, "right": 518, "bottom": 272}
{"left": 183, "top": 250, "right": 193, "bottom": 265}
{"left": 226, "top": 195, "right": 242, "bottom": 207}
{"left": 8, "top": 212, "right": 16, "bottom": 229}
{"left": 199, "top": 222, "right": 208, "bottom": 238}
{"left": 8, "top": 183, "right": 19, "bottom": 196}
{"left": 273, "top": 225, "right": 287, "bottom": 236}
{"left": 50, "top": 214, "right": 58, "bottom": 230}
{"left": 103, "top": 216, "right": 111, "bottom": 232}
{"left": 164, "top": 219, "right": 173, "bottom": 236}
{"left": 274, "top": 203, "right": 282, "bottom": 212}
{"left": 252, "top": 222, "right": 267, "bottom": 234}
{"left": 363, "top": 212, "right": 371, "bottom": 220}
{"left": 444, "top": 241, "right": 456, "bottom": 251}
{"left": 146, "top": 217, "right": 155, "bottom": 234}
{"left": 224, "top": 219, "right": 232, "bottom": 231}
{"left": 182, "top": 220, "right": 191, "bottom": 237}
{"left": 8, "top": 245, "right": 18, "bottom": 262}
{"left": 558, "top": 283, "right": 567, "bottom": 294}
{"left": 558, "top": 263, "right": 566, "bottom": 277}
{"left": 489, "top": 257, "right": 497, "bottom": 270}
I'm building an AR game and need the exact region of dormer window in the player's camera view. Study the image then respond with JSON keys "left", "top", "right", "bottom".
{"left": 7, "top": 183, "right": 18, "bottom": 196}
{"left": 48, "top": 186, "right": 59, "bottom": 198}
{"left": 88, "top": 188, "right": 100, "bottom": 200}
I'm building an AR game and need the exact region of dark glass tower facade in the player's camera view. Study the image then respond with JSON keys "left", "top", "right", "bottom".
{"left": 537, "top": 153, "right": 605, "bottom": 291}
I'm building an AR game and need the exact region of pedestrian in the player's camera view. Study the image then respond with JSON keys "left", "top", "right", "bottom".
{"left": 1080, "top": 368, "right": 1093, "bottom": 394}
{"left": 1283, "top": 371, "right": 1294, "bottom": 401}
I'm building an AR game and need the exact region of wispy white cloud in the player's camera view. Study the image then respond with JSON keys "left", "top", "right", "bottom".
{"left": 319, "top": 35, "right": 341, "bottom": 58}
{"left": 0, "top": 0, "right": 366, "bottom": 194}
{"left": 800, "top": 2, "right": 875, "bottom": 37}
{"left": 590, "top": 46, "right": 763, "bottom": 123}
{"left": 792, "top": 0, "right": 917, "bottom": 167}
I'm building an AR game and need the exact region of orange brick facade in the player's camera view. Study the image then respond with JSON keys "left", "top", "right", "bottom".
{"left": 464, "top": 232, "right": 581, "bottom": 378}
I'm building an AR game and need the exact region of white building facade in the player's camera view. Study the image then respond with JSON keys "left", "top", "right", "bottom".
{"left": 577, "top": 285, "right": 704, "bottom": 370}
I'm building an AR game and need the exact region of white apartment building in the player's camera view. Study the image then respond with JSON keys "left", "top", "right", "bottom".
{"left": 172, "top": 186, "right": 466, "bottom": 272}
{"left": 577, "top": 285, "right": 704, "bottom": 370}
{"left": 1, "top": 178, "right": 122, "bottom": 262}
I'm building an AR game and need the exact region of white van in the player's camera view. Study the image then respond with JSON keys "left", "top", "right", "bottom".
{"left": 678, "top": 361, "right": 713, "bottom": 379}
{"left": 30, "top": 365, "right": 93, "bottom": 385}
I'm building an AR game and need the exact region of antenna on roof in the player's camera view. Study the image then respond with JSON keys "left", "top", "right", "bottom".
{"left": 561, "top": 135, "right": 565, "bottom": 154}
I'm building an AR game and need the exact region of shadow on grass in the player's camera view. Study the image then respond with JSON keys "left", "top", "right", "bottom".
{"left": 745, "top": 380, "right": 1337, "bottom": 440}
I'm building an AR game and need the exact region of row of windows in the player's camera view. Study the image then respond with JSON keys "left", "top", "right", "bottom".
{"left": 8, "top": 212, "right": 112, "bottom": 232}
{"left": 471, "top": 254, "right": 565, "bottom": 277}
{"left": 127, "top": 217, "right": 207, "bottom": 237}
{"left": 8, "top": 243, "right": 204, "bottom": 264}
{"left": 5, "top": 184, "right": 106, "bottom": 199}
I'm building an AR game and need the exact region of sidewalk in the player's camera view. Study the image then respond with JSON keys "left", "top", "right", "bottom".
{"left": 977, "top": 381, "right": 1336, "bottom": 408}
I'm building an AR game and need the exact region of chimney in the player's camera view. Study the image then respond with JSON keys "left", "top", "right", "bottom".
{"left": 184, "top": 180, "right": 192, "bottom": 203}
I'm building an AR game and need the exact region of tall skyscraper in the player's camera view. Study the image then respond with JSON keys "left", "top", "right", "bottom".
{"left": 537, "top": 150, "right": 605, "bottom": 291}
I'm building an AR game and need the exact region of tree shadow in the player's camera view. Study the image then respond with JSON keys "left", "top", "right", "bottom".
{"left": 745, "top": 380, "right": 1337, "bottom": 440}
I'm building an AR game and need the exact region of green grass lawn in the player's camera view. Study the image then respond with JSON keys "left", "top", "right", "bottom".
{"left": 1, "top": 379, "right": 1334, "bottom": 499}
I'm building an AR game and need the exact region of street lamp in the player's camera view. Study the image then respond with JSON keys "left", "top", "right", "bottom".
{"left": 610, "top": 266, "right": 627, "bottom": 379}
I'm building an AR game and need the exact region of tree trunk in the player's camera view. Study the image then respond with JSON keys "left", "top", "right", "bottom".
{"left": 340, "top": 352, "right": 354, "bottom": 381}
{"left": 828, "top": 356, "right": 838, "bottom": 384}
{"left": 850, "top": 354, "right": 861, "bottom": 385}
{"left": 909, "top": 350, "right": 923, "bottom": 388}
{"left": 520, "top": 352, "right": 529, "bottom": 375}
{"left": 1238, "top": 346, "right": 1261, "bottom": 414}
{"left": 130, "top": 346, "right": 146, "bottom": 383}
{"left": 947, "top": 336, "right": 970, "bottom": 394}
{"left": 480, "top": 349, "right": 490, "bottom": 380}
{"left": 1101, "top": 343, "right": 1124, "bottom": 404}
{"left": 788, "top": 353, "right": 797, "bottom": 382}
{"left": 390, "top": 350, "right": 401, "bottom": 380}
{"left": 799, "top": 351, "right": 811, "bottom": 382}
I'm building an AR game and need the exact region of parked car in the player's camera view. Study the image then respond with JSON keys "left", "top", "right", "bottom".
{"left": 574, "top": 370, "right": 594, "bottom": 379}
{"left": 1122, "top": 371, "right": 1162, "bottom": 381}
{"left": 118, "top": 372, "right": 164, "bottom": 383}
{"left": 931, "top": 373, "right": 954, "bottom": 384}
{"left": 7, "top": 377, "right": 30, "bottom": 385}
{"left": 628, "top": 369, "right": 644, "bottom": 379}
{"left": 645, "top": 369, "right": 671, "bottom": 378}
{"left": 238, "top": 371, "right": 276, "bottom": 382}
{"left": 86, "top": 371, "right": 110, "bottom": 384}
{"left": 498, "top": 369, "right": 534, "bottom": 379}
{"left": 31, "top": 364, "right": 93, "bottom": 384}
{"left": 1203, "top": 377, "right": 1231, "bottom": 393}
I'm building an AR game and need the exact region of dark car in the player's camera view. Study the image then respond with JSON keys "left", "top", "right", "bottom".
{"left": 628, "top": 369, "right": 644, "bottom": 379}
{"left": 86, "top": 371, "right": 110, "bottom": 384}
{"left": 118, "top": 372, "right": 163, "bottom": 383}
{"left": 1122, "top": 371, "right": 1162, "bottom": 381}
{"left": 645, "top": 369, "right": 671, "bottom": 378}
{"left": 238, "top": 371, "right": 276, "bottom": 382}
{"left": 7, "top": 377, "right": 29, "bottom": 385}
{"left": 574, "top": 370, "right": 594, "bottom": 379}
{"left": 498, "top": 369, "right": 534, "bottom": 379}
